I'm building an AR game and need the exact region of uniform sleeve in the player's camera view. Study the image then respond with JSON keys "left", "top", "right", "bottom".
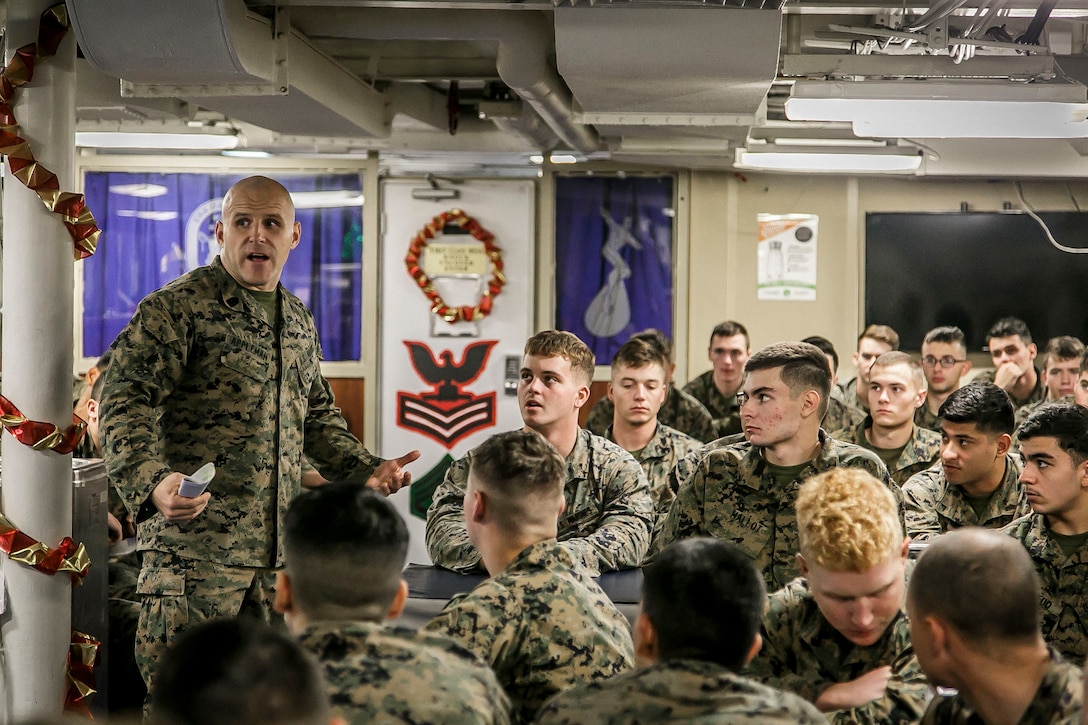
{"left": 831, "top": 643, "right": 928, "bottom": 725}
{"left": 424, "top": 454, "right": 484, "bottom": 572}
{"left": 561, "top": 449, "right": 653, "bottom": 576}
{"left": 100, "top": 297, "right": 187, "bottom": 522}
{"left": 423, "top": 585, "right": 522, "bottom": 671}
{"left": 901, "top": 474, "right": 942, "bottom": 542}
{"left": 650, "top": 458, "right": 709, "bottom": 558}
{"left": 302, "top": 371, "right": 382, "bottom": 482}
{"left": 746, "top": 592, "right": 831, "bottom": 703}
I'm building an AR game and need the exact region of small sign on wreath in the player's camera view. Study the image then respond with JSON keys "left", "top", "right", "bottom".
{"left": 405, "top": 209, "right": 505, "bottom": 324}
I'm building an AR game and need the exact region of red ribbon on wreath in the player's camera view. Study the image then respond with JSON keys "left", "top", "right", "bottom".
{"left": 0, "top": 512, "right": 91, "bottom": 582}
{"left": 0, "top": 4, "right": 100, "bottom": 259}
{"left": 405, "top": 209, "right": 505, "bottom": 323}
{"left": 0, "top": 393, "right": 87, "bottom": 454}
{"left": 65, "top": 630, "right": 100, "bottom": 716}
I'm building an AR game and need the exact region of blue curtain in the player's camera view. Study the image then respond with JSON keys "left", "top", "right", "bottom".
{"left": 555, "top": 176, "right": 674, "bottom": 364}
{"left": 82, "top": 171, "right": 363, "bottom": 360}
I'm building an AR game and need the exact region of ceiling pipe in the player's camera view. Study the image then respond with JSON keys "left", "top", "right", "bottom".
{"left": 293, "top": 8, "right": 600, "bottom": 153}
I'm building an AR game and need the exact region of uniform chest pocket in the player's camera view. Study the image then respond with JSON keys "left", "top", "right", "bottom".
{"left": 220, "top": 340, "right": 271, "bottom": 383}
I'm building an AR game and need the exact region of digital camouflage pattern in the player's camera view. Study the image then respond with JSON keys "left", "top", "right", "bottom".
{"left": 666, "top": 432, "right": 746, "bottom": 496}
{"left": 605, "top": 423, "right": 701, "bottom": 524}
{"left": 585, "top": 383, "right": 716, "bottom": 443}
{"left": 824, "top": 387, "right": 865, "bottom": 436}
{"left": 654, "top": 431, "right": 897, "bottom": 590}
{"left": 902, "top": 454, "right": 1029, "bottom": 541}
{"left": 913, "top": 402, "right": 941, "bottom": 433}
{"left": 921, "top": 648, "right": 1083, "bottom": 725}
{"left": 102, "top": 257, "right": 382, "bottom": 568}
{"left": 135, "top": 550, "right": 277, "bottom": 694}
{"left": 424, "top": 540, "right": 635, "bottom": 724}
{"left": 425, "top": 429, "right": 654, "bottom": 576}
{"left": 1001, "top": 514, "right": 1088, "bottom": 666}
{"left": 536, "top": 658, "right": 828, "bottom": 725}
{"left": 682, "top": 371, "right": 743, "bottom": 439}
{"left": 831, "top": 417, "right": 941, "bottom": 485}
{"left": 1015, "top": 395, "right": 1076, "bottom": 428}
{"left": 298, "top": 620, "right": 511, "bottom": 725}
{"left": 838, "top": 377, "right": 868, "bottom": 416}
{"left": 747, "top": 578, "right": 928, "bottom": 725}
{"left": 974, "top": 367, "right": 1047, "bottom": 411}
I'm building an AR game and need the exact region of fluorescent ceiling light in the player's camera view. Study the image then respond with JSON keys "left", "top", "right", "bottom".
{"left": 291, "top": 191, "right": 364, "bottom": 209}
{"left": 786, "top": 80, "right": 1088, "bottom": 139}
{"left": 221, "top": 149, "right": 271, "bottom": 159}
{"left": 116, "top": 210, "right": 179, "bottom": 221}
{"left": 76, "top": 131, "right": 241, "bottom": 150}
{"left": 549, "top": 154, "right": 579, "bottom": 164}
{"left": 735, "top": 147, "right": 921, "bottom": 173}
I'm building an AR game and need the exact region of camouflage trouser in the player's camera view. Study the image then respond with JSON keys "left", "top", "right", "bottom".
{"left": 135, "top": 551, "right": 279, "bottom": 704}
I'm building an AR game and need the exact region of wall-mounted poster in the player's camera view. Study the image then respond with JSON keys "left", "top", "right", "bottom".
{"left": 757, "top": 213, "right": 818, "bottom": 301}
{"left": 555, "top": 175, "right": 675, "bottom": 364}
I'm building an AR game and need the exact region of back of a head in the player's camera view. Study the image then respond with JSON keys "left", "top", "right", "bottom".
{"left": 1043, "top": 335, "right": 1085, "bottom": 367}
{"left": 641, "top": 538, "right": 765, "bottom": 671}
{"left": 987, "top": 316, "right": 1032, "bottom": 345}
{"left": 630, "top": 328, "right": 674, "bottom": 364}
{"left": 1017, "top": 402, "right": 1088, "bottom": 464}
{"left": 470, "top": 429, "right": 565, "bottom": 530}
{"left": 612, "top": 336, "right": 669, "bottom": 372}
{"left": 923, "top": 326, "right": 966, "bottom": 350}
{"left": 796, "top": 468, "right": 902, "bottom": 572}
{"left": 745, "top": 341, "right": 832, "bottom": 416}
{"left": 859, "top": 324, "right": 900, "bottom": 351}
{"left": 801, "top": 335, "right": 838, "bottom": 372}
{"left": 525, "top": 329, "right": 594, "bottom": 386}
{"left": 89, "top": 349, "right": 113, "bottom": 405}
{"left": 711, "top": 320, "right": 749, "bottom": 348}
{"left": 284, "top": 481, "right": 409, "bottom": 620}
{"left": 909, "top": 528, "right": 1041, "bottom": 647}
{"left": 151, "top": 618, "right": 329, "bottom": 725}
{"left": 938, "top": 381, "right": 1015, "bottom": 436}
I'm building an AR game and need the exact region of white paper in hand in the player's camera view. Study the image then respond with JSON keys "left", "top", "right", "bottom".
{"left": 179, "top": 462, "right": 216, "bottom": 498}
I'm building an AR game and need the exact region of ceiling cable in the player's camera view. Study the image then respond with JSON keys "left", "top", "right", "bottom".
{"left": 1014, "top": 181, "right": 1088, "bottom": 254}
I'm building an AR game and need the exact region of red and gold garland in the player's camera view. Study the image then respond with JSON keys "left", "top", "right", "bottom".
{"left": 0, "top": 393, "right": 87, "bottom": 454}
{"left": 405, "top": 209, "right": 505, "bottom": 323}
{"left": 0, "top": 512, "right": 90, "bottom": 582}
{"left": 0, "top": 4, "right": 100, "bottom": 259}
{"left": 66, "top": 630, "right": 100, "bottom": 716}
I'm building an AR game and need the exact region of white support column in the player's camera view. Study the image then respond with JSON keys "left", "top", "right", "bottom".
{"left": 0, "top": 1, "right": 77, "bottom": 721}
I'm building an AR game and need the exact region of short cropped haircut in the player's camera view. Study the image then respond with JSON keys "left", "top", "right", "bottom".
{"left": 1017, "top": 402, "right": 1088, "bottom": 467}
{"left": 470, "top": 429, "right": 565, "bottom": 528}
{"left": 1042, "top": 336, "right": 1085, "bottom": 367}
{"left": 986, "top": 316, "right": 1033, "bottom": 345}
{"left": 909, "top": 529, "right": 1041, "bottom": 644}
{"left": 745, "top": 342, "right": 832, "bottom": 418}
{"left": 525, "top": 330, "right": 595, "bottom": 386}
{"left": 870, "top": 351, "right": 925, "bottom": 389}
{"left": 1080, "top": 351, "right": 1088, "bottom": 375}
{"left": 938, "top": 381, "right": 1014, "bottom": 436}
{"left": 710, "top": 320, "right": 749, "bottom": 348}
{"left": 923, "top": 326, "right": 967, "bottom": 349}
{"left": 611, "top": 336, "right": 669, "bottom": 372}
{"left": 641, "top": 538, "right": 765, "bottom": 671}
{"left": 152, "top": 618, "right": 329, "bottom": 725}
{"left": 631, "top": 328, "right": 674, "bottom": 364}
{"left": 284, "top": 482, "right": 409, "bottom": 619}
{"left": 797, "top": 468, "right": 902, "bottom": 573}
{"left": 801, "top": 335, "right": 838, "bottom": 372}
{"left": 858, "top": 324, "right": 900, "bottom": 351}
{"left": 90, "top": 353, "right": 112, "bottom": 405}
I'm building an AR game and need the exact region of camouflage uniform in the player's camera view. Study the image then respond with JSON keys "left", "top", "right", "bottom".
{"left": 585, "top": 383, "right": 716, "bottom": 443}
{"left": 101, "top": 257, "right": 383, "bottom": 691}
{"left": 975, "top": 367, "right": 1047, "bottom": 411}
{"left": 654, "top": 431, "right": 897, "bottom": 590}
{"left": 298, "top": 620, "right": 512, "bottom": 725}
{"left": 666, "top": 433, "right": 747, "bottom": 496}
{"left": 913, "top": 402, "right": 941, "bottom": 432}
{"left": 424, "top": 540, "right": 635, "bottom": 724}
{"left": 605, "top": 423, "right": 701, "bottom": 522}
{"left": 748, "top": 578, "right": 928, "bottom": 725}
{"left": 536, "top": 659, "right": 829, "bottom": 724}
{"left": 824, "top": 386, "right": 865, "bottom": 436}
{"left": 838, "top": 377, "right": 868, "bottom": 416}
{"left": 425, "top": 429, "right": 654, "bottom": 576}
{"left": 682, "top": 371, "right": 742, "bottom": 438}
{"left": 1015, "top": 395, "right": 1076, "bottom": 428}
{"left": 1001, "top": 514, "right": 1088, "bottom": 666}
{"left": 832, "top": 417, "right": 941, "bottom": 485}
{"left": 902, "top": 454, "right": 1029, "bottom": 541}
{"left": 921, "top": 648, "right": 1082, "bottom": 725}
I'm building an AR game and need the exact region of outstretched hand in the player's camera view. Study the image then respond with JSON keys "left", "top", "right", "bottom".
{"left": 367, "top": 450, "right": 421, "bottom": 496}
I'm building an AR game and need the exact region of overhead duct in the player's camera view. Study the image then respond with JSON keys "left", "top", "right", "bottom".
{"left": 67, "top": 0, "right": 391, "bottom": 138}
{"left": 290, "top": 8, "right": 599, "bottom": 154}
